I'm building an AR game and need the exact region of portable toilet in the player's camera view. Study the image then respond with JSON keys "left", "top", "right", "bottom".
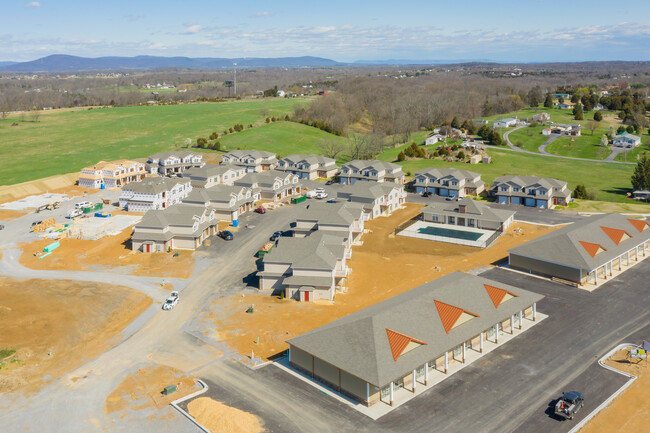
{"left": 100, "top": 183, "right": 105, "bottom": 190}
{"left": 232, "top": 219, "right": 239, "bottom": 227}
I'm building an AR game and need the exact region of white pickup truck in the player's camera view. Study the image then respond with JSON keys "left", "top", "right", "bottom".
{"left": 67, "top": 208, "right": 83, "bottom": 219}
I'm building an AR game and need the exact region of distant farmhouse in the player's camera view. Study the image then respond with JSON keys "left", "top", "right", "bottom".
{"left": 557, "top": 102, "right": 576, "bottom": 110}
{"left": 531, "top": 112, "right": 550, "bottom": 123}
{"left": 612, "top": 132, "right": 641, "bottom": 148}
{"left": 509, "top": 214, "right": 650, "bottom": 286}
{"left": 414, "top": 168, "right": 485, "bottom": 198}
{"left": 493, "top": 118, "right": 518, "bottom": 128}
{"left": 491, "top": 175, "right": 571, "bottom": 208}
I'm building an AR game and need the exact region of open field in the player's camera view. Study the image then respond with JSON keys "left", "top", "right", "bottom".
{"left": 207, "top": 203, "right": 560, "bottom": 360}
{"left": 18, "top": 226, "right": 194, "bottom": 279}
{"left": 545, "top": 134, "right": 611, "bottom": 159}
{"left": 0, "top": 99, "right": 306, "bottom": 186}
{"left": 395, "top": 147, "right": 641, "bottom": 203}
{"left": 0, "top": 277, "right": 151, "bottom": 393}
{"left": 561, "top": 199, "right": 650, "bottom": 214}
{"left": 480, "top": 107, "right": 622, "bottom": 129}
{"left": 580, "top": 348, "right": 650, "bottom": 433}
{"left": 207, "top": 120, "right": 349, "bottom": 162}
{"left": 507, "top": 125, "right": 549, "bottom": 152}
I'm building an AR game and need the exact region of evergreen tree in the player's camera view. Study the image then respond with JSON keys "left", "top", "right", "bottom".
{"left": 593, "top": 111, "right": 603, "bottom": 121}
{"left": 631, "top": 153, "right": 650, "bottom": 190}
{"left": 544, "top": 93, "right": 553, "bottom": 108}
{"left": 397, "top": 151, "right": 406, "bottom": 162}
{"left": 573, "top": 104, "right": 584, "bottom": 120}
{"left": 572, "top": 184, "right": 589, "bottom": 199}
{"left": 626, "top": 125, "right": 635, "bottom": 134}
{"left": 451, "top": 116, "right": 460, "bottom": 129}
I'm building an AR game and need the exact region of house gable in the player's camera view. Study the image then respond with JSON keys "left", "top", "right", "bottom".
{"left": 434, "top": 300, "right": 479, "bottom": 334}
{"left": 385, "top": 328, "right": 427, "bottom": 361}
{"left": 600, "top": 226, "right": 631, "bottom": 245}
{"left": 627, "top": 218, "right": 649, "bottom": 233}
{"left": 579, "top": 240, "right": 607, "bottom": 258}
{"left": 484, "top": 284, "right": 518, "bottom": 308}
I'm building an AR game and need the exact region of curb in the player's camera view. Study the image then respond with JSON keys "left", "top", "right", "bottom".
{"left": 170, "top": 379, "right": 211, "bottom": 433}
{"left": 568, "top": 343, "right": 640, "bottom": 433}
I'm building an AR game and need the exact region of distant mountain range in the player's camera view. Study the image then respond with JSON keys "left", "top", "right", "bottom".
{"left": 0, "top": 55, "right": 345, "bottom": 72}
{"left": 351, "top": 59, "right": 491, "bottom": 65}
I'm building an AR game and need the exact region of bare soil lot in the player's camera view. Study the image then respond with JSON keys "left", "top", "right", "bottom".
{"left": 581, "top": 349, "right": 650, "bottom": 433}
{"left": 0, "top": 277, "right": 151, "bottom": 394}
{"left": 188, "top": 397, "right": 264, "bottom": 433}
{"left": 105, "top": 365, "right": 198, "bottom": 417}
{"left": 0, "top": 209, "right": 29, "bottom": 221}
{"left": 19, "top": 226, "right": 194, "bottom": 279}
{"left": 208, "top": 203, "right": 560, "bottom": 359}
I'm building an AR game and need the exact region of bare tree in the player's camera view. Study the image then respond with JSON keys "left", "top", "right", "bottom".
{"left": 317, "top": 138, "right": 346, "bottom": 159}
{"left": 30, "top": 110, "right": 41, "bottom": 122}
{"left": 348, "top": 134, "right": 367, "bottom": 160}
{"left": 586, "top": 120, "right": 598, "bottom": 136}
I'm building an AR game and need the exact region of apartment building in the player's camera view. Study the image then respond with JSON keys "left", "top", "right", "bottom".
{"left": 78, "top": 160, "right": 146, "bottom": 189}
{"left": 119, "top": 177, "right": 192, "bottom": 212}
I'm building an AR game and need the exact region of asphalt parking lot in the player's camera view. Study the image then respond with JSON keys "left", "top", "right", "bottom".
{"left": 193, "top": 261, "right": 650, "bottom": 433}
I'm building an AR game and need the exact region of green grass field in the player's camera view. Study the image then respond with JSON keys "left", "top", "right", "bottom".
{"left": 394, "top": 147, "right": 637, "bottom": 203}
{"left": 507, "top": 125, "right": 549, "bottom": 152}
{"left": 0, "top": 99, "right": 305, "bottom": 185}
{"left": 208, "top": 121, "right": 350, "bottom": 162}
{"left": 614, "top": 143, "right": 650, "bottom": 162}
{"left": 545, "top": 134, "right": 612, "bottom": 160}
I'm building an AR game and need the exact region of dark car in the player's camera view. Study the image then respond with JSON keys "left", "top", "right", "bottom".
{"left": 325, "top": 180, "right": 335, "bottom": 185}
{"left": 31, "top": 221, "right": 42, "bottom": 227}
{"left": 270, "top": 231, "right": 283, "bottom": 241}
{"left": 555, "top": 391, "right": 584, "bottom": 420}
{"left": 422, "top": 191, "right": 431, "bottom": 197}
{"left": 0, "top": 224, "right": 4, "bottom": 230}
{"left": 218, "top": 230, "right": 234, "bottom": 240}
{"left": 255, "top": 206, "right": 266, "bottom": 214}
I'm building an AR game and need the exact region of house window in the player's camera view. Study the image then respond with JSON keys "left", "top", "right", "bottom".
{"left": 448, "top": 216, "right": 456, "bottom": 224}
{"left": 432, "top": 215, "right": 439, "bottom": 222}
{"left": 513, "top": 188, "right": 519, "bottom": 192}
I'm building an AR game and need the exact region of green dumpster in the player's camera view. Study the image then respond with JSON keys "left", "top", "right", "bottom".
{"left": 291, "top": 195, "right": 307, "bottom": 204}
{"left": 163, "top": 384, "right": 177, "bottom": 395}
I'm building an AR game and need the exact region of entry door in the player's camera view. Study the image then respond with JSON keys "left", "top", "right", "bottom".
{"left": 304, "top": 291, "right": 310, "bottom": 302}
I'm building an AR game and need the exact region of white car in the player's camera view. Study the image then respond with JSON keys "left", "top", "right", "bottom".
{"left": 162, "top": 291, "right": 179, "bottom": 310}
{"left": 75, "top": 201, "right": 92, "bottom": 209}
{"left": 67, "top": 208, "right": 83, "bottom": 219}
{"left": 315, "top": 192, "right": 328, "bottom": 199}
{"left": 315, "top": 187, "right": 326, "bottom": 194}
{"left": 305, "top": 190, "right": 317, "bottom": 198}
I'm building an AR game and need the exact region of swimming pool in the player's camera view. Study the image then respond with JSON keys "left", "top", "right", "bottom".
{"left": 417, "top": 225, "right": 484, "bottom": 241}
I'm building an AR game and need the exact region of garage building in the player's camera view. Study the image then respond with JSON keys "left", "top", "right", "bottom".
{"left": 287, "top": 272, "right": 543, "bottom": 406}
{"left": 509, "top": 214, "right": 650, "bottom": 285}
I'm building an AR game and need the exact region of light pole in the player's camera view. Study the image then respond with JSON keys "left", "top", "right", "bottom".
{"left": 233, "top": 63, "right": 237, "bottom": 97}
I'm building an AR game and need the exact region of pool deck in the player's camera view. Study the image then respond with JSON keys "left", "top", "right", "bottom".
{"left": 398, "top": 221, "right": 497, "bottom": 248}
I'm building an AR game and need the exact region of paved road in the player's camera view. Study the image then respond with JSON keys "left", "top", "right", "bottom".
{"left": 407, "top": 194, "right": 584, "bottom": 225}
{"left": 502, "top": 126, "right": 634, "bottom": 165}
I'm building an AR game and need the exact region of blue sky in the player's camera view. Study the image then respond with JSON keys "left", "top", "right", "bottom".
{"left": 2, "top": 0, "right": 650, "bottom": 62}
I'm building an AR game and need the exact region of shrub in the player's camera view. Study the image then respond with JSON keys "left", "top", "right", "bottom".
{"left": 572, "top": 184, "right": 589, "bottom": 199}
{"left": 397, "top": 151, "right": 406, "bottom": 161}
{"left": 457, "top": 151, "right": 466, "bottom": 160}
{"left": 593, "top": 111, "right": 603, "bottom": 121}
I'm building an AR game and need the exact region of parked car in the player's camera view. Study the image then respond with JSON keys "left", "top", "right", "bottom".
{"left": 445, "top": 195, "right": 456, "bottom": 201}
{"left": 31, "top": 220, "right": 42, "bottom": 227}
{"left": 305, "top": 190, "right": 317, "bottom": 199}
{"left": 162, "top": 291, "right": 179, "bottom": 310}
{"left": 255, "top": 206, "right": 266, "bottom": 214}
{"left": 0, "top": 225, "right": 4, "bottom": 230}
{"left": 75, "top": 201, "right": 92, "bottom": 209}
{"left": 555, "top": 392, "right": 584, "bottom": 420}
{"left": 325, "top": 180, "right": 335, "bottom": 185}
{"left": 327, "top": 198, "right": 336, "bottom": 203}
{"left": 270, "top": 231, "right": 283, "bottom": 241}
{"left": 218, "top": 230, "right": 234, "bottom": 240}
{"left": 67, "top": 209, "right": 83, "bottom": 219}
{"left": 422, "top": 191, "right": 431, "bottom": 197}
{"left": 315, "top": 187, "right": 326, "bottom": 194}
{"left": 316, "top": 192, "right": 328, "bottom": 199}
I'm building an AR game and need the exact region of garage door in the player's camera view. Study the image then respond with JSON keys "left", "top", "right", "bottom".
{"left": 449, "top": 190, "right": 458, "bottom": 197}
{"left": 439, "top": 188, "right": 448, "bottom": 196}
{"left": 498, "top": 196, "right": 508, "bottom": 204}
{"left": 511, "top": 197, "right": 521, "bottom": 205}
{"left": 537, "top": 200, "right": 547, "bottom": 209}
{"left": 525, "top": 198, "right": 536, "bottom": 207}
{"left": 416, "top": 186, "right": 424, "bottom": 194}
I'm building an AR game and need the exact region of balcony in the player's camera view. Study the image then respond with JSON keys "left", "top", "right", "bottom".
{"left": 335, "top": 266, "right": 349, "bottom": 277}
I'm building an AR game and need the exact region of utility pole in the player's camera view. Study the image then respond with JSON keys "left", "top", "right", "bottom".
{"left": 233, "top": 63, "right": 237, "bottom": 97}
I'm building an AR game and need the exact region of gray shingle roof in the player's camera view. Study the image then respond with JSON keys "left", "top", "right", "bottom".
{"left": 262, "top": 232, "right": 346, "bottom": 270}
{"left": 493, "top": 175, "right": 566, "bottom": 191}
{"left": 509, "top": 213, "right": 650, "bottom": 271}
{"left": 148, "top": 150, "right": 200, "bottom": 161}
{"left": 279, "top": 154, "right": 336, "bottom": 168}
{"left": 183, "top": 165, "right": 240, "bottom": 179}
{"left": 336, "top": 182, "right": 401, "bottom": 201}
{"left": 287, "top": 272, "right": 543, "bottom": 387}
{"left": 421, "top": 197, "right": 515, "bottom": 223}
{"left": 122, "top": 177, "right": 189, "bottom": 194}
{"left": 297, "top": 201, "right": 365, "bottom": 227}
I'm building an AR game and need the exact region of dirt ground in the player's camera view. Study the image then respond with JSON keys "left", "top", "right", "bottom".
{"left": 581, "top": 349, "right": 650, "bottom": 433}
{"left": 0, "top": 277, "right": 151, "bottom": 394}
{"left": 0, "top": 209, "right": 29, "bottom": 221}
{"left": 19, "top": 226, "right": 194, "bottom": 279}
{"left": 208, "top": 203, "right": 561, "bottom": 360}
{"left": 105, "top": 365, "right": 199, "bottom": 417}
{"left": 187, "top": 397, "right": 264, "bottom": 433}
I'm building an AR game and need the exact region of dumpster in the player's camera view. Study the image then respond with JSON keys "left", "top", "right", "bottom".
{"left": 162, "top": 384, "right": 177, "bottom": 396}
{"left": 291, "top": 195, "right": 307, "bottom": 204}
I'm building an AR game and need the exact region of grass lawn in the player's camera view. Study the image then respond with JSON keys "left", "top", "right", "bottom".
{"left": 479, "top": 107, "right": 621, "bottom": 129}
{"left": 0, "top": 99, "right": 305, "bottom": 186}
{"left": 208, "top": 121, "right": 350, "bottom": 162}
{"left": 545, "top": 134, "right": 612, "bottom": 159}
{"left": 559, "top": 199, "right": 650, "bottom": 213}
{"left": 507, "top": 125, "right": 549, "bottom": 152}
{"left": 394, "top": 147, "right": 635, "bottom": 203}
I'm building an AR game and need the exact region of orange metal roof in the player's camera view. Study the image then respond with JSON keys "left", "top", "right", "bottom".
{"left": 579, "top": 240, "right": 606, "bottom": 258}
{"left": 627, "top": 218, "right": 648, "bottom": 233}
{"left": 600, "top": 226, "right": 630, "bottom": 245}
{"left": 484, "top": 284, "right": 518, "bottom": 308}
{"left": 385, "top": 328, "right": 426, "bottom": 361}
{"left": 434, "top": 300, "right": 479, "bottom": 334}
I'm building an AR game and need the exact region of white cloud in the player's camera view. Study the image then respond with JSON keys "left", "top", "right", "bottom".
{"left": 25, "top": 2, "right": 41, "bottom": 8}
{"left": 180, "top": 23, "right": 203, "bottom": 34}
